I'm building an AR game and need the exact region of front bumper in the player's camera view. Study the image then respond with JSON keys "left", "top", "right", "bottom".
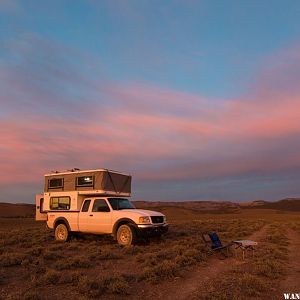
{"left": 136, "top": 223, "right": 169, "bottom": 237}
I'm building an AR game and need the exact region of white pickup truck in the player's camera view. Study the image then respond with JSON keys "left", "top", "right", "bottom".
{"left": 38, "top": 195, "right": 168, "bottom": 246}
{"left": 36, "top": 169, "right": 168, "bottom": 245}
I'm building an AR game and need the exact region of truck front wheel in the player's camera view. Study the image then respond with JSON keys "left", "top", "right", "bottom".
{"left": 54, "top": 223, "right": 69, "bottom": 242}
{"left": 117, "top": 224, "right": 136, "bottom": 246}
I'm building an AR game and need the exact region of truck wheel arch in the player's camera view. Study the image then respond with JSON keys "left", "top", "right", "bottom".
{"left": 112, "top": 218, "right": 137, "bottom": 240}
{"left": 54, "top": 217, "right": 71, "bottom": 232}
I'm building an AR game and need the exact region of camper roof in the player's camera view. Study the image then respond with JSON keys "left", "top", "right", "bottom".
{"left": 44, "top": 169, "right": 130, "bottom": 177}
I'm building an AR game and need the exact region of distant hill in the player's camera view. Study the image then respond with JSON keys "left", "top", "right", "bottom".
{"left": 0, "top": 202, "right": 35, "bottom": 218}
{"left": 134, "top": 200, "right": 240, "bottom": 213}
{"left": 135, "top": 198, "right": 300, "bottom": 212}
{"left": 240, "top": 200, "right": 268, "bottom": 207}
{"left": 263, "top": 198, "right": 300, "bottom": 211}
{"left": 1, "top": 197, "right": 299, "bottom": 218}
{"left": 240, "top": 198, "right": 300, "bottom": 211}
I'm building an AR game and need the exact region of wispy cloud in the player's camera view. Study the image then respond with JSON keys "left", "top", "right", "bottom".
{"left": 1, "top": 34, "right": 300, "bottom": 200}
{"left": 0, "top": 0, "right": 22, "bottom": 13}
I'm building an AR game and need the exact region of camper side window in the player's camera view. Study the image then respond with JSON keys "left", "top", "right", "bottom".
{"left": 76, "top": 176, "right": 94, "bottom": 187}
{"left": 50, "top": 196, "right": 70, "bottom": 210}
{"left": 48, "top": 178, "right": 63, "bottom": 189}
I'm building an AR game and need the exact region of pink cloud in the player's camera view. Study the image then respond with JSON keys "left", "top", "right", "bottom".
{"left": 1, "top": 88, "right": 300, "bottom": 186}
{"left": 1, "top": 36, "right": 300, "bottom": 189}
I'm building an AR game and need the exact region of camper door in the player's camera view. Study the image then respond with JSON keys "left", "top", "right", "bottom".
{"left": 36, "top": 194, "right": 47, "bottom": 221}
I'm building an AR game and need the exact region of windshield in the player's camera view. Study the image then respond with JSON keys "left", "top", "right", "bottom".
{"left": 108, "top": 198, "right": 135, "bottom": 210}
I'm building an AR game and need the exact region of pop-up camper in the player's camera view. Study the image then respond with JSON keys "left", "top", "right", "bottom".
{"left": 36, "top": 168, "right": 168, "bottom": 246}
{"left": 42, "top": 169, "right": 131, "bottom": 211}
{"left": 44, "top": 169, "right": 131, "bottom": 195}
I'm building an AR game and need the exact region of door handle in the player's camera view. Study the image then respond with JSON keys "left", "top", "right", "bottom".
{"left": 89, "top": 214, "right": 93, "bottom": 217}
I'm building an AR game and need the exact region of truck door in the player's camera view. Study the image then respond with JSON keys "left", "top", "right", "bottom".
{"left": 79, "top": 199, "right": 112, "bottom": 234}
{"left": 35, "top": 194, "right": 47, "bottom": 221}
{"left": 78, "top": 199, "right": 91, "bottom": 232}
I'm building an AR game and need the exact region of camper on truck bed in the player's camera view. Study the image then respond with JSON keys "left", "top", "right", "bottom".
{"left": 36, "top": 169, "right": 168, "bottom": 246}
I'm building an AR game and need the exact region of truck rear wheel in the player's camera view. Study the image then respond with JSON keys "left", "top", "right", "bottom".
{"left": 54, "top": 223, "right": 69, "bottom": 242}
{"left": 117, "top": 224, "right": 136, "bottom": 246}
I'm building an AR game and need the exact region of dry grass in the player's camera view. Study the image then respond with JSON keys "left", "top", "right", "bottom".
{"left": 0, "top": 207, "right": 298, "bottom": 299}
{"left": 201, "top": 273, "right": 268, "bottom": 300}
{"left": 192, "top": 222, "right": 289, "bottom": 299}
{"left": 78, "top": 274, "right": 130, "bottom": 297}
{"left": 0, "top": 269, "right": 5, "bottom": 285}
{"left": 0, "top": 252, "right": 26, "bottom": 267}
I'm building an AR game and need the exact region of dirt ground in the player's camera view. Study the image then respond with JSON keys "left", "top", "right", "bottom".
{"left": 0, "top": 207, "right": 299, "bottom": 300}
{"left": 276, "top": 229, "right": 300, "bottom": 298}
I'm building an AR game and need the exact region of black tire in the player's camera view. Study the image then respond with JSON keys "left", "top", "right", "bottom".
{"left": 54, "top": 223, "right": 69, "bottom": 242}
{"left": 116, "top": 224, "right": 136, "bottom": 246}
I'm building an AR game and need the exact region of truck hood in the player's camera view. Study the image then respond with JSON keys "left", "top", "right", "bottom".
{"left": 118, "top": 209, "right": 164, "bottom": 217}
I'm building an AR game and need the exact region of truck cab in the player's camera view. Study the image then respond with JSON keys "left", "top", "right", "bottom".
{"left": 46, "top": 197, "right": 168, "bottom": 246}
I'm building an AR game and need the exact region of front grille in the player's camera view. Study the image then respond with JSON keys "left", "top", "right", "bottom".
{"left": 151, "top": 216, "right": 164, "bottom": 224}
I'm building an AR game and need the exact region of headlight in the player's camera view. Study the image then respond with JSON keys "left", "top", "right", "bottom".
{"left": 139, "top": 216, "right": 151, "bottom": 224}
{"left": 163, "top": 216, "right": 167, "bottom": 223}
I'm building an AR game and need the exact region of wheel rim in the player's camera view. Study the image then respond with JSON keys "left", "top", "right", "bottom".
{"left": 119, "top": 227, "right": 131, "bottom": 244}
{"left": 57, "top": 226, "right": 66, "bottom": 240}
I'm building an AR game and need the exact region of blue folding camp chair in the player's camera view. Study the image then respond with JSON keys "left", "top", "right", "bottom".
{"left": 202, "top": 232, "right": 233, "bottom": 257}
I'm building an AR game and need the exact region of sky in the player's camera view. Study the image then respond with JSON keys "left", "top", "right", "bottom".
{"left": 1, "top": 0, "right": 300, "bottom": 203}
